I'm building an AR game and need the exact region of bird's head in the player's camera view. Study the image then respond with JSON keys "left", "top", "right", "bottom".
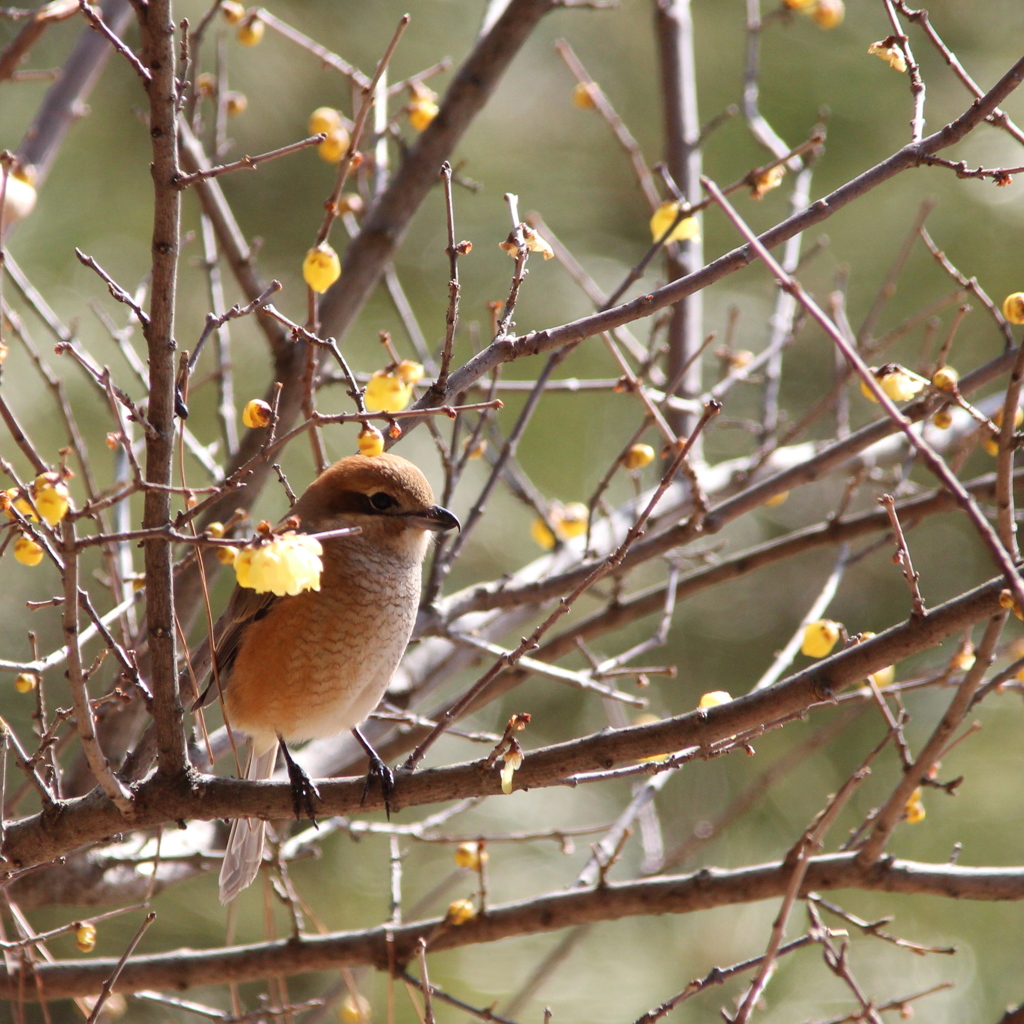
{"left": 292, "top": 452, "right": 459, "bottom": 560}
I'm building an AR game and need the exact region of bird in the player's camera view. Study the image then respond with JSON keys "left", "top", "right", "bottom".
{"left": 192, "top": 452, "right": 459, "bottom": 903}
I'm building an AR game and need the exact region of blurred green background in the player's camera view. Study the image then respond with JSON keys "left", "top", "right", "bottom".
{"left": 3, "top": 1, "right": 1024, "bottom": 1021}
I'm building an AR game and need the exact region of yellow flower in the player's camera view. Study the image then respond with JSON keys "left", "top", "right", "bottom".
{"left": 698, "top": 690, "right": 732, "bottom": 709}
{"left": 500, "top": 747, "right": 523, "bottom": 794}
{"left": 530, "top": 501, "right": 590, "bottom": 549}
{"left": 303, "top": 243, "right": 342, "bottom": 293}
{"left": 454, "top": 842, "right": 488, "bottom": 870}
{"left": 408, "top": 98, "right": 439, "bottom": 132}
{"left": 364, "top": 370, "right": 413, "bottom": 413}
{"left": 811, "top": 0, "right": 844, "bottom": 28}
{"left": 764, "top": 490, "right": 789, "bottom": 508}
{"left": 236, "top": 15, "right": 264, "bottom": 46}
{"left": 983, "top": 406, "right": 1024, "bottom": 455}
{"left": 951, "top": 644, "right": 976, "bottom": 672}
{"left": 750, "top": 165, "right": 785, "bottom": 200}
{"left": 308, "top": 106, "right": 342, "bottom": 136}
{"left": 1003, "top": 292, "right": 1024, "bottom": 325}
{"left": 76, "top": 921, "right": 97, "bottom": 953}
{"left": 446, "top": 898, "right": 477, "bottom": 925}
{"left": 317, "top": 127, "right": 350, "bottom": 163}
{"left": 624, "top": 443, "right": 655, "bottom": 470}
{"left": 649, "top": 201, "right": 699, "bottom": 244}
{"left": 357, "top": 426, "right": 385, "bottom": 457}
{"left": 4, "top": 487, "right": 37, "bottom": 522}
{"left": 868, "top": 41, "right": 907, "bottom": 73}
{"left": 801, "top": 619, "right": 842, "bottom": 658}
{"left": 782, "top": 0, "right": 816, "bottom": 7}
{"left": 903, "top": 788, "right": 925, "bottom": 824}
{"left": 860, "top": 365, "right": 928, "bottom": 403}
{"left": 234, "top": 532, "right": 323, "bottom": 596}
{"left": 32, "top": 473, "right": 70, "bottom": 526}
{"left": 499, "top": 226, "right": 554, "bottom": 260}
{"left": 242, "top": 399, "right": 272, "bottom": 428}
{"left": 14, "top": 535, "right": 44, "bottom": 566}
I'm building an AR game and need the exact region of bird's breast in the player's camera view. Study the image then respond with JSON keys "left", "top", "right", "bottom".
{"left": 223, "top": 543, "right": 422, "bottom": 745}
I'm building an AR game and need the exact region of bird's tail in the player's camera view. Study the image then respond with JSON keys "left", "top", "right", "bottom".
{"left": 218, "top": 743, "right": 277, "bottom": 904}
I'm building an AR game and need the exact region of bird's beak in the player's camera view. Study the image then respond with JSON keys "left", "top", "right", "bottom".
{"left": 411, "top": 504, "right": 460, "bottom": 533}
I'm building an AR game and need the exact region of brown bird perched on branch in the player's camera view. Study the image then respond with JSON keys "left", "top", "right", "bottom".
{"left": 193, "top": 452, "right": 459, "bottom": 903}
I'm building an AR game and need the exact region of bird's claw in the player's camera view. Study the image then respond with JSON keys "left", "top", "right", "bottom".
{"left": 361, "top": 753, "right": 395, "bottom": 820}
{"left": 279, "top": 740, "right": 321, "bottom": 824}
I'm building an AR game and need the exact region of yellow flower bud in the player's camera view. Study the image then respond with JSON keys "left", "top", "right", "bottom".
{"left": 357, "top": 425, "right": 385, "bottom": 458}
{"left": 15, "top": 672, "right": 37, "bottom": 693}
{"left": 464, "top": 439, "right": 487, "bottom": 460}
{"left": 903, "top": 788, "right": 925, "bottom": 825}
{"left": 572, "top": 82, "right": 596, "bottom": 109}
{"left": 236, "top": 15, "right": 264, "bottom": 46}
{"left": 395, "top": 360, "right": 425, "bottom": 385}
{"left": 337, "top": 192, "right": 364, "bottom": 216}
{"left": 1002, "top": 292, "right": 1024, "bottom": 325}
{"left": 1, "top": 167, "right": 37, "bottom": 224}
{"left": 364, "top": 370, "right": 413, "bottom": 413}
{"left": 446, "top": 898, "right": 477, "bottom": 925}
{"left": 1000, "top": 589, "right": 1024, "bottom": 620}
{"left": 931, "top": 366, "right": 958, "bottom": 392}
{"left": 698, "top": 690, "right": 732, "bottom": 708}
{"left": 650, "top": 201, "right": 699, "bottom": 244}
{"left": 206, "top": 521, "right": 226, "bottom": 539}
{"left": 242, "top": 399, "right": 272, "bottom": 429}
{"left": 951, "top": 644, "right": 976, "bottom": 672}
{"left": 811, "top": 0, "right": 844, "bottom": 28}
{"left": 317, "top": 127, "right": 350, "bottom": 163}
{"left": 932, "top": 408, "right": 953, "bottom": 430}
{"left": 801, "top": 619, "right": 842, "bottom": 658}
{"left": 454, "top": 842, "right": 488, "bottom": 870}
{"left": 303, "top": 243, "right": 342, "bottom": 293}
{"left": 782, "top": 0, "right": 816, "bottom": 7}
{"left": 869, "top": 665, "right": 895, "bottom": 688}
{"left": 764, "top": 490, "right": 789, "bottom": 508}
{"left": 408, "top": 99, "right": 439, "bottom": 132}
{"left": 340, "top": 993, "right": 371, "bottom": 1024}
{"left": 309, "top": 106, "right": 342, "bottom": 136}
{"left": 196, "top": 72, "right": 216, "bottom": 97}
{"left": 224, "top": 90, "right": 247, "bottom": 116}
{"left": 220, "top": 1, "right": 246, "bottom": 24}
{"left": 868, "top": 41, "right": 907, "bottom": 73}
{"left": 14, "top": 535, "right": 44, "bottom": 566}
{"left": 76, "top": 921, "right": 97, "bottom": 953}
{"left": 216, "top": 544, "right": 240, "bottom": 565}
{"left": 624, "top": 443, "right": 655, "bottom": 470}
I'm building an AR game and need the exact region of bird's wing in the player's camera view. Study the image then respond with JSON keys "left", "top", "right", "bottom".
{"left": 190, "top": 584, "right": 280, "bottom": 710}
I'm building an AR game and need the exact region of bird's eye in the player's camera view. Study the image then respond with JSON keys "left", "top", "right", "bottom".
{"left": 368, "top": 491, "right": 397, "bottom": 512}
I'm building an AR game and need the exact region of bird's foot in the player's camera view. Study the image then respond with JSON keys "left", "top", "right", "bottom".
{"left": 361, "top": 753, "right": 395, "bottom": 820}
{"left": 353, "top": 726, "right": 395, "bottom": 820}
{"left": 278, "top": 738, "right": 321, "bottom": 824}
